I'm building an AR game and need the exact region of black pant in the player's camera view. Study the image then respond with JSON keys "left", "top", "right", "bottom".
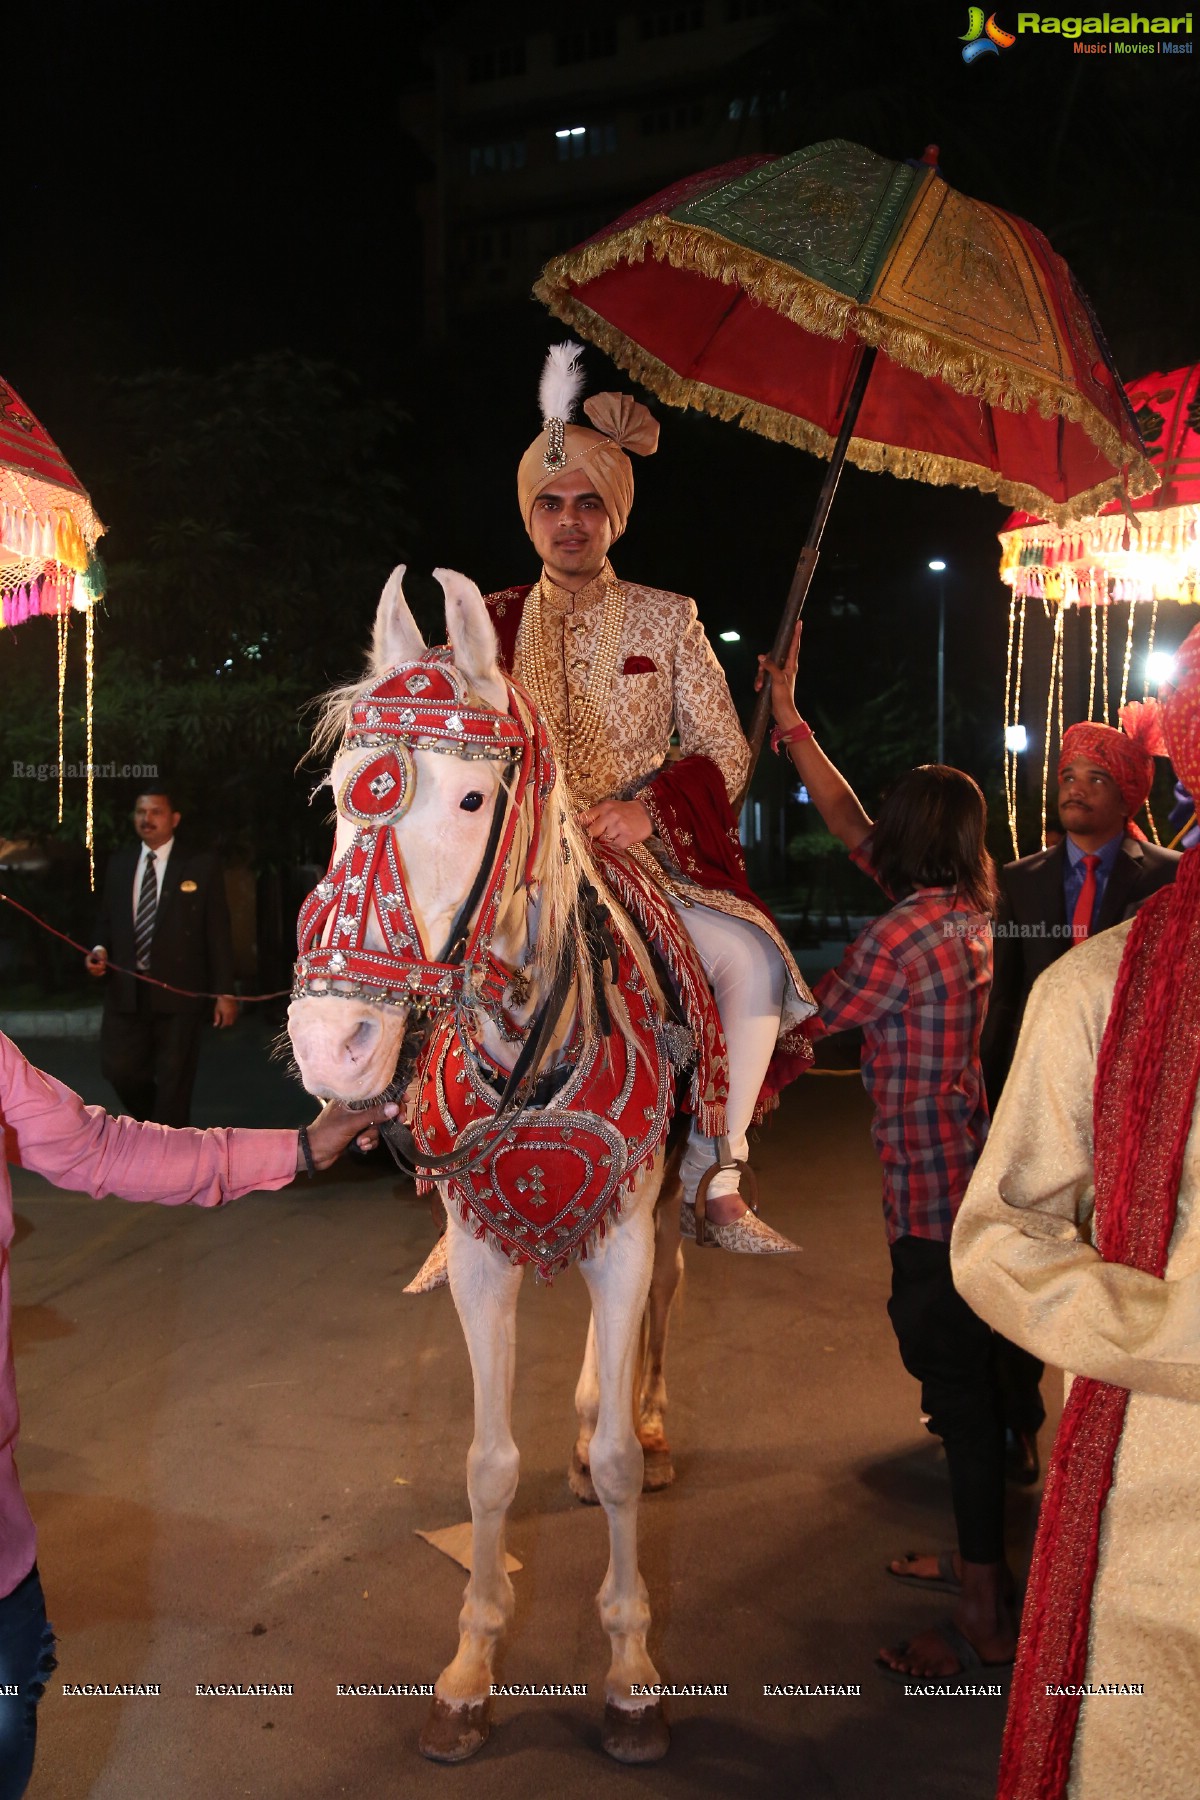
{"left": 887, "top": 1235, "right": 1007, "bottom": 1566}
{"left": 100, "top": 991, "right": 204, "bottom": 1128}
{"left": 995, "top": 1334, "right": 1046, "bottom": 1436}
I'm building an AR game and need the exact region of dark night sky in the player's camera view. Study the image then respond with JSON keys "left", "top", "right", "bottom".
{"left": 6, "top": 1, "right": 1199, "bottom": 797}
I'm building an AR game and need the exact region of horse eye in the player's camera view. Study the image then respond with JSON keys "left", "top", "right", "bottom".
{"left": 459, "top": 792, "right": 485, "bottom": 812}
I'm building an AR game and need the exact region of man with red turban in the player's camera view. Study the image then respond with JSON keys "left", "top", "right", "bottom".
{"left": 978, "top": 703, "right": 1179, "bottom": 1483}
{"left": 952, "top": 624, "right": 1200, "bottom": 1800}
{"left": 984, "top": 704, "right": 1179, "bottom": 1104}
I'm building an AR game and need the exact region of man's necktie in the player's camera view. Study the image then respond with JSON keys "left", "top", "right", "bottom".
{"left": 134, "top": 851, "right": 158, "bottom": 970}
{"left": 1071, "top": 852, "right": 1102, "bottom": 941}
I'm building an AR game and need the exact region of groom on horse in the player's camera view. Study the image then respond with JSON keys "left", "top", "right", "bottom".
{"left": 481, "top": 345, "right": 815, "bottom": 1252}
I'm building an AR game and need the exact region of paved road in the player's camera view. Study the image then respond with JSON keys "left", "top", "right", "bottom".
{"left": 10, "top": 1024, "right": 1053, "bottom": 1799}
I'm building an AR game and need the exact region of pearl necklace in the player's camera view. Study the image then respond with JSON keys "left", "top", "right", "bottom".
{"left": 516, "top": 566, "right": 626, "bottom": 797}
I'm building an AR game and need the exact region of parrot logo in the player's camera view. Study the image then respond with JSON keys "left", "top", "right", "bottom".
{"left": 960, "top": 8, "right": 1016, "bottom": 60}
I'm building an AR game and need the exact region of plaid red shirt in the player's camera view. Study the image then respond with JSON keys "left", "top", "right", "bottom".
{"left": 808, "top": 841, "right": 991, "bottom": 1244}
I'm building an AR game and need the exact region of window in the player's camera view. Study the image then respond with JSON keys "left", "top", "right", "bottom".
{"left": 466, "top": 42, "right": 526, "bottom": 82}
{"left": 554, "top": 25, "right": 617, "bottom": 64}
{"left": 554, "top": 123, "right": 617, "bottom": 161}
{"left": 468, "top": 140, "right": 528, "bottom": 176}
{"left": 457, "top": 225, "right": 517, "bottom": 274}
{"left": 640, "top": 101, "right": 704, "bottom": 135}
{"left": 728, "top": 89, "right": 789, "bottom": 120}
{"left": 640, "top": 5, "right": 703, "bottom": 37}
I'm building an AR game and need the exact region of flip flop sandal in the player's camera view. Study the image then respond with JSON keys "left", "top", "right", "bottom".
{"left": 885, "top": 1550, "right": 962, "bottom": 1595}
{"left": 874, "top": 1617, "right": 1015, "bottom": 1688}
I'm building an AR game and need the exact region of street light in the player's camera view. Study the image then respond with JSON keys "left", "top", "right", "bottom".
{"left": 719, "top": 630, "right": 740, "bottom": 643}
{"left": 928, "top": 560, "right": 947, "bottom": 763}
{"left": 1005, "top": 723, "right": 1028, "bottom": 753}
{"left": 1146, "top": 650, "right": 1177, "bottom": 686}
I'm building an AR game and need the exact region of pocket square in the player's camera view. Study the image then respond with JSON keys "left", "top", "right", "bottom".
{"left": 622, "top": 655, "right": 657, "bottom": 675}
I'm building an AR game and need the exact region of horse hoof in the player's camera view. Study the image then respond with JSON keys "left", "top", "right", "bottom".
{"left": 419, "top": 1695, "right": 491, "bottom": 1763}
{"left": 569, "top": 1445, "right": 600, "bottom": 1505}
{"left": 601, "top": 1699, "right": 670, "bottom": 1764}
{"left": 641, "top": 1447, "right": 675, "bottom": 1492}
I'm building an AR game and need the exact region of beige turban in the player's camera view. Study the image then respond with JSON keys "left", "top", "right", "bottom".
{"left": 517, "top": 391, "right": 660, "bottom": 543}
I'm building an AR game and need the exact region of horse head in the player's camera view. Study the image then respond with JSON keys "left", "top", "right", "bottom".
{"left": 288, "top": 564, "right": 577, "bottom": 1105}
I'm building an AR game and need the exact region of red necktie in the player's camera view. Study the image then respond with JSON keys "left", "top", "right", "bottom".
{"left": 1071, "top": 852, "right": 1102, "bottom": 941}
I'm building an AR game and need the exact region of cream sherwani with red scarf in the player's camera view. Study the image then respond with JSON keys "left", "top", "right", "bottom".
{"left": 487, "top": 564, "right": 815, "bottom": 1181}
{"left": 508, "top": 351, "right": 814, "bottom": 1194}
{"left": 954, "top": 925, "right": 1200, "bottom": 1797}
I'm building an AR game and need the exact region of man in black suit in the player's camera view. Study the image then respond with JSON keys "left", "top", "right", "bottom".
{"left": 979, "top": 713, "right": 1179, "bottom": 1479}
{"left": 85, "top": 788, "right": 238, "bottom": 1126}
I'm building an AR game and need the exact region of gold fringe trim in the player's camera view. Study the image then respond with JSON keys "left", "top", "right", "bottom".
{"left": 535, "top": 221, "right": 1157, "bottom": 525}
{"left": 535, "top": 291, "right": 1138, "bottom": 525}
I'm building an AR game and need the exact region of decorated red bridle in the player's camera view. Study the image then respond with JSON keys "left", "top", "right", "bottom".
{"left": 293, "top": 654, "right": 557, "bottom": 1024}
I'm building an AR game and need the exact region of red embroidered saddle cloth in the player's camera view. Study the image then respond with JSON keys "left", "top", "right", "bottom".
{"left": 411, "top": 935, "right": 678, "bottom": 1279}
{"left": 589, "top": 839, "right": 729, "bottom": 1138}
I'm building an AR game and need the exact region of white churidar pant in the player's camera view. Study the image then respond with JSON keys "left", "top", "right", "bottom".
{"left": 669, "top": 899, "right": 788, "bottom": 1200}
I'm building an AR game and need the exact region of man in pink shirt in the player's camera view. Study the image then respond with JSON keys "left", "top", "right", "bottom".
{"left": 0, "top": 1030, "right": 394, "bottom": 1799}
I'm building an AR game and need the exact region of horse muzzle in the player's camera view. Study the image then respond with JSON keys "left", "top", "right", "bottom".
{"left": 287, "top": 997, "right": 407, "bottom": 1103}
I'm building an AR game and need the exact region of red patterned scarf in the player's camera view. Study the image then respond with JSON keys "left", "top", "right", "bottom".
{"left": 998, "top": 846, "right": 1200, "bottom": 1798}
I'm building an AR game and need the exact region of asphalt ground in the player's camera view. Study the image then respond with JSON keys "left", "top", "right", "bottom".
{"left": 9, "top": 1019, "right": 1056, "bottom": 1800}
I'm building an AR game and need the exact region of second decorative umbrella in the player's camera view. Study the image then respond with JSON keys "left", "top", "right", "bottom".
{"left": 1, "top": 374, "right": 106, "bottom": 868}
{"left": 534, "top": 138, "right": 1157, "bottom": 782}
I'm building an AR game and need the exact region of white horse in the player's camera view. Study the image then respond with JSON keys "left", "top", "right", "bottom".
{"left": 288, "top": 566, "right": 704, "bottom": 1763}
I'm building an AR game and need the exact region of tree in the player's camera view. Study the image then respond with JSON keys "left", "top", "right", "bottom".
{"left": 0, "top": 351, "right": 415, "bottom": 866}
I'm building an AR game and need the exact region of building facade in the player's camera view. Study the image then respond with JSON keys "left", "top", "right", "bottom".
{"left": 402, "top": 1, "right": 792, "bottom": 334}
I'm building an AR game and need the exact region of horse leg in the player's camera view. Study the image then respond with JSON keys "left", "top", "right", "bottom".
{"left": 578, "top": 1188, "right": 670, "bottom": 1764}
{"left": 569, "top": 1312, "right": 601, "bottom": 1504}
{"left": 637, "top": 1146, "right": 684, "bottom": 1492}
{"left": 419, "top": 1221, "right": 524, "bottom": 1764}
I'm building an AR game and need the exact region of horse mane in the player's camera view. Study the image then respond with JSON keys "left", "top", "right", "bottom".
{"left": 307, "top": 669, "right": 374, "bottom": 764}
{"left": 496, "top": 691, "right": 659, "bottom": 1067}
{"left": 307, "top": 657, "right": 660, "bottom": 1064}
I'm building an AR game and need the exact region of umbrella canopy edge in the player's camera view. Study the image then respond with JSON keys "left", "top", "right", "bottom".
{"left": 536, "top": 281, "right": 1150, "bottom": 526}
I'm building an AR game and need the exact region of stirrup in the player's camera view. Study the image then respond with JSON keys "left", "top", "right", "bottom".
{"left": 692, "top": 1138, "right": 759, "bottom": 1248}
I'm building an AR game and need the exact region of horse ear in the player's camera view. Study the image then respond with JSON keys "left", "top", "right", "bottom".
{"left": 370, "top": 565, "right": 426, "bottom": 675}
{"left": 434, "top": 568, "right": 508, "bottom": 712}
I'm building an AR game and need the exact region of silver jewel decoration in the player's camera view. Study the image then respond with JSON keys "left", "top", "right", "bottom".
{"left": 329, "top": 950, "right": 347, "bottom": 973}
{"left": 317, "top": 880, "right": 335, "bottom": 900}
{"left": 365, "top": 706, "right": 383, "bottom": 727}
{"left": 368, "top": 770, "right": 397, "bottom": 799}
{"left": 407, "top": 672, "right": 432, "bottom": 694}
{"left": 445, "top": 713, "right": 463, "bottom": 734}
{"left": 345, "top": 875, "right": 366, "bottom": 896}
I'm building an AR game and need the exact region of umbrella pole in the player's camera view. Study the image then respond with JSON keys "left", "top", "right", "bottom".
{"left": 739, "top": 344, "right": 878, "bottom": 804}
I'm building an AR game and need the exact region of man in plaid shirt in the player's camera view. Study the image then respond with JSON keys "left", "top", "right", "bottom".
{"left": 758, "top": 626, "right": 1014, "bottom": 1689}
{"left": 813, "top": 838, "right": 990, "bottom": 1244}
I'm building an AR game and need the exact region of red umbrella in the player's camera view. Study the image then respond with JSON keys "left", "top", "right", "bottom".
{"left": 534, "top": 139, "right": 1156, "bottom": 779}
{"left": 1000, "top": 361, "right": 1200, "bottom": 608}
{"left": 1, "top": 374, "right": 106, "bottom": 865}
{"left": 1, "top": 376, "right": 104, "bottom": 624}
{"left": 996, "top": 363, "right": 1200, "bottom": 856}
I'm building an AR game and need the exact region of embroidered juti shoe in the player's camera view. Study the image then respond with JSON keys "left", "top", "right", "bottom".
{"left": 403, "top": 1234, "right": 449, "bottom": 1293}
{"left": 679, "top": 1150, "right": 800, "bottom": 1254}
{"left": 679, "top": 1199, "right": 800, "bottom": 1254}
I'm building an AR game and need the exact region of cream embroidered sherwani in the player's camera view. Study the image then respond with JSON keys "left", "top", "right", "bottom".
{"left": 952, "top": 920, "right": 1200, "bottom": 1799}
{"left": 507, "top": 563, "right": 813, "bottom": 1042}
{"left": 515, "top": 565, "right": 749, "bottom": 808}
